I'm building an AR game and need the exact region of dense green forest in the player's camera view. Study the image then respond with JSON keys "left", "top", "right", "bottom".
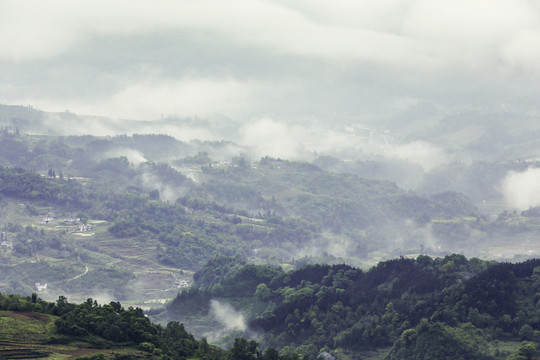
{"left": 158, "top": 255, "right": 540, "bottom": 359}
{"left": 3, "top": 255, "right": 540, "bottom": 359}
{"left": 0, "top": 292, "right": 301, "bottom": 360}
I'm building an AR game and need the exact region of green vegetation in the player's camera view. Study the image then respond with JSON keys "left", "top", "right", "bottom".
{"left": 0, "top": 293, "right": 299, "bottom": 360}
{"left": 386, "top": 320, "right": 493, "bottom": 360}
{"left": 158, "top": 255, "right": 540, "bottom": 359}
{"left": 6, "top": 254, "right": 540, "bottom": 359}
{"left": 0, "top": 132, "right": 489, "bottom": 302}
{"left": 4, "top": 129, "right": 540, "bottom": 359}
{"left": 0, "top": 131, "right": 485, "bottom": 261}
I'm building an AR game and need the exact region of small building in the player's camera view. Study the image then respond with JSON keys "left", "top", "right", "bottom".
{"left": 79, "top": 224, "right": 93, "bottom": 232}
{"left": 42, "top": 217, "right": 55, "bottom": 224}
{"left": 176, "top": 279, "right": 189, "bottom": 288}
{"left": 35, "top": 283, "right": 48, "bottom": 292}
{"left": 1, "top": 241, "right": 13, "bottom": 251}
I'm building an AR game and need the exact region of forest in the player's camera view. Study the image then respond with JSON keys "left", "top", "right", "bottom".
{"left": 0, "top": 130, "right": 527, "bottom": 275}
{"left": 3, "top": 254, "right": 540, "bottom": 359}
{"left": 1, "top": 129, "right": 540, "bottom": 358}
{"left": 0, "top": 292, "right": 299, "bottom": 360}
{"left": 159, "top": 255, "right": 540, "bottom": 359}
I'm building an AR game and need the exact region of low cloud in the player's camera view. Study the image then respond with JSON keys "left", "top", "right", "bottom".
{"left": 36, "top": 77, "right": 259, "bottom": 122}
{"left": 238, "top": 117, "right": 360, "bottom": 160}
{"left": 105, "top": 148, "right": 147, "bottom": 165}
{"left": 391, "top": 219, "right": 438, "bottom": 250}
{"left": 388, "top": 141, "right": 447, "bottom": 171}
{"left": 239, "top": 118, "right": 304, "bottom": 160}
{"left": 501, "top": 167, "right": 540, "bottom": 210}
{"left": 2, "top": 0, "right": 540, "bottom": 131}
{"left": 138, "top": 172, "right": 188, "bottom": 203}
{"left": 99, "top": 78, "right": 257, "bottom": 121}
{"left": 238, "top": 118, "right": 448, "bottom": 171}
{"left": 209, "top": 299, "right": 246, "bottom": 332}
{"left": 3, "top": 0, "right": 540, "bottom": 75}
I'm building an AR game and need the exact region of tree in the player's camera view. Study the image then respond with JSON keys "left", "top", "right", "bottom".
{"left": 263, "top": 347, "right": 280, "bottom": 360}
{"left": 519, "top": 324, "right": 534, "bottom": 341}
{"left": 229, "top": 338, "right": 261, "bottom": 360}
{"left": 255, "top": 283, "right": 272, "bottom": 301}
{"left": 508, "top": 341, "right": 537, "bottom": 360}
{"left": 149, "top": 189, "right": 160, "bottom": 200}
{"left": 78, "top": 213, "right": 89, "bottom": 225}
{"left": 195, "top": 337, "right": 210, "bottom": 357}
{"left": 139, "top": 342, "right": 155, "bottom": 353}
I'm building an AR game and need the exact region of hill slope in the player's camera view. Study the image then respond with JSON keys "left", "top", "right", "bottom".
{"left": 159, "top": 255, "right": 540, "bottom": 359}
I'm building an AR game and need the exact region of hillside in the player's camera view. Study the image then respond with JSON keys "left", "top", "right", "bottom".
{"left": 0, "top": 292, "right": 297, "bottom": 360}
{"left": 158, "top": 255, "right": 540, "bottom": 359}
{"left": 0, "top": 309, "right": 158, "bottom": 359}
{"left": 1, "top": 119, "right": 540, "bottom": 359}
{"left": 3, "top": 255, "right": 540, "bottom": 359}
{"left": 0, "top": 130, "right": 494, "bottom": 306}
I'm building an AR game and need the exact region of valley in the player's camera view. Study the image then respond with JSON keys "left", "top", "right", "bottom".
{"left": 1, "top": 108, "right": 540, "bottom": 358}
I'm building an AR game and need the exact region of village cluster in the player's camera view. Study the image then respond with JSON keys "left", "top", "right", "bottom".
{"left": 175, "top": 279, "right": 189, "bottom": 288}
{"left": 40, "top": 215, "right": 94, "bottom": 232}
{"left": 0, "top": 231, "right": 12, "bottom": 252}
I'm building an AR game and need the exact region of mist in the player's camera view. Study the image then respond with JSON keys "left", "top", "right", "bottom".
{"left": 3, "top": 3, "right": 540, "bottom": 357}
{"left": 502, "top": 167, "right": 540, "bottom": 210}
{"left": 137, "top": 171, "right": 189, "bottom": 202}
{"left": 104, "top": 148, "right": 147, "bottom": 165}
{"left": 2, "top": 0, "right": 540, "bottom": 302}
{"left": 3, "top": 0, "right": 540, "bottom": 132}
{"left": 209, "top": 299, "right": 247, "bottom": 332}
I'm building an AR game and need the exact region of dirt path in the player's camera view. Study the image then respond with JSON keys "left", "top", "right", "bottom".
{"left": 68, "top": 266, "right": 88, "bottom": 281}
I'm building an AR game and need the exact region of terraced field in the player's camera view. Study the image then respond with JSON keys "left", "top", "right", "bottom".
{"left": 0, "top": 197, "right": 191, "bottom": 308}
{"left": 0, "top": 310, "right": 147, "bottom": 359}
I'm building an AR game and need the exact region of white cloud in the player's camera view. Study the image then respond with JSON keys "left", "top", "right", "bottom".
{"left": 388, "top": 141, "right": 447, "bottom": 171}
{"left": 100, "top": 78, "right": 256, "bottom": 120}
{"left": 209, "top": 299, "right": 246, "bottom": 331}
{"left": 0, "top": 1, "right": 78, "bottom": 61}
{"left": 238, "top": 117, "right": 357, "bottom": 160}
{"left": 104, "top": 148, "right": 147, "bottom": 165}
{"left": 24, "top": 76, "right": 258, "bottom": 121}
{"left": 3, "top": 0, "right": 539, "bottom": 73}
{"left": 2, "top": 0, "right": 540, "bottom": 125}
{"left": 501, "top": 28, "right": 540, "bottom": 74}
{"left": 501, "top": 167, "right": 540, "bottom": 210}
{"left": 2, "top": 0, "right": 421, "bottom": 65}
{"left": 239, "top": 118, "right": 302, "bottom": 159}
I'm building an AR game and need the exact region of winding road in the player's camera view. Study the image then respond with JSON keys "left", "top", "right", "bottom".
{"left": 69, "top": 265, "right": 89, "bottom": 281}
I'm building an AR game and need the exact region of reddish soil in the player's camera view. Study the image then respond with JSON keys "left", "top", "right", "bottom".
{"left": 17, "top": 312, "right": 51, "bottom": 323}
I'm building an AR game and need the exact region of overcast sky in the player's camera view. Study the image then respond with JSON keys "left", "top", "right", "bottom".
{"left": 1, "top": 0, "right": 540, "bottom": 124}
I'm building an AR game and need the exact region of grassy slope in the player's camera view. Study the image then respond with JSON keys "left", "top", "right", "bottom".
{"left": 0, "top": 310, "right": 148, "bottom": 360}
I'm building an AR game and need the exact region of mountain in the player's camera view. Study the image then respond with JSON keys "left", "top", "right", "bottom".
{"left": 0, "top": 129, "right": 492, "bottom": 304}
{"left": 2, "top": 109, "right": 540, "bottom": 359}
{"left": 3, "top": 255, "right": 539, "bottom": 359}
{"left": 159, "top": 255, "right": 540, "bottom": 359}
{"left": 0, "top": 292, "right": 295, "bottom": 360}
